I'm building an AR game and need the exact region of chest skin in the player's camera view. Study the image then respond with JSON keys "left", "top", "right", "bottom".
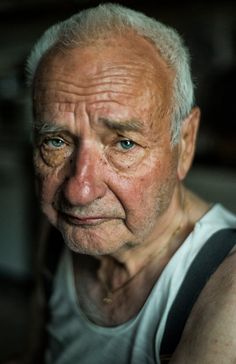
{"left": 72, "top": 252, "right": 170, "bottom": 327}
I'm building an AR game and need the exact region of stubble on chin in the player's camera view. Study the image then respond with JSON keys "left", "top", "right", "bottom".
{"left": 57, "top": 218, "right": 130, "bottom": 256}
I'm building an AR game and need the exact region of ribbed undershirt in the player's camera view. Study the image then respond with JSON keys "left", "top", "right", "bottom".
{"left": 46, "top": 204, "right": 236, "bottom": 364}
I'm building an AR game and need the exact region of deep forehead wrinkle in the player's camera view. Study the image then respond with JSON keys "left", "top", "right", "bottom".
{"left": 92, "top": 61, "right": 154, "bottom": 78}
{"left": 37, "top": 63, "right": 151, "bottom": 91}
{"left": 99, "top": 117, "right": 144, "bottom": 133}
{"left": 38, "top": 50, "right": 157, "bottom": 85}
{"left": 89, "top": 62, "right": 158, "bottom": 91}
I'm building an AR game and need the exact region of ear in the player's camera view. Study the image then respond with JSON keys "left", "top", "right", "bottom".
{"left": 177, "top": 107, "right": 200, "bottom": 181}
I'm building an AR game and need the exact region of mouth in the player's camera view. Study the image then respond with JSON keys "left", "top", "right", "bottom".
{"left": 59, "top": 212, "right": 114, "bottom": 226}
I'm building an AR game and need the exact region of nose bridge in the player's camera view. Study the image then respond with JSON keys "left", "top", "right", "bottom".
{"left": 75, "top": 141, "right": 97, "bottom": 181}
{"left": 64, "top": 141, "right": 106, "bottom": 205}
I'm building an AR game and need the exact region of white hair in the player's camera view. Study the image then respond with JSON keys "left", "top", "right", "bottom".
{"left": 26, "top": 3, "right": 195, "bottom": 144}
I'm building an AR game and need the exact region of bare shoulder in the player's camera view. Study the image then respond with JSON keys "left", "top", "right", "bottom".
{"left": 170, "top": 249, "right": 236, "bottom": 364}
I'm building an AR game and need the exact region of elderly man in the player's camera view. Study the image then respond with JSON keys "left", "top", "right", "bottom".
{"left": 12, "top": 3, "right": 236, "bottom": 364}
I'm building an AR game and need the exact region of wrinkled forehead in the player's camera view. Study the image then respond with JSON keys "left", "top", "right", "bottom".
{"left": 33, "top": 33, "right": 174, "bottom": 134}
{"left": 35, "top": 31, "right": 173, "bottom": 95}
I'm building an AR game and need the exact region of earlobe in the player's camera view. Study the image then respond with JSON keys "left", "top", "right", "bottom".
{"left": 177, "top": 107, "right": 200, "bottom": 181}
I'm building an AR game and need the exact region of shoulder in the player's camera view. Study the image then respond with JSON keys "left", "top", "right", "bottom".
{"left": 170, "top": 249, "right": 236, "bottom": 364}
{"left": 207, "top": 246, "right": 236, "bottom": 292}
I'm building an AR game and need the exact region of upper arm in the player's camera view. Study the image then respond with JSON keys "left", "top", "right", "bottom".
{"left": 169, "top": 250, "right": 236, "bottom": 364}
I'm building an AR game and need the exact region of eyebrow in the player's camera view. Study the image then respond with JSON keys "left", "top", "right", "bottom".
{"left": 99, "top": 117, "right": 144, "bottom": 133}
{"left": 33, "top": 117, "right": 145, "bottom": 135}
{"left": 33, "top": 121, "right": 66, "bottom": 134}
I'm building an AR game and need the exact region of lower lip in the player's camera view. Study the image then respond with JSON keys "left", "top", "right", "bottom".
{"left": 61, "top": 213, "right": 112, "bottom": 226}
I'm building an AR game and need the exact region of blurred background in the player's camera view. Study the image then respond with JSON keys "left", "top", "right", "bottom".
{"left": 0, "top": 0, "right": 236, "bottom": 361}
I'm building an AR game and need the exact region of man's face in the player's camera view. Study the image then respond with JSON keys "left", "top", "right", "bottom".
{"left": 33, "top": 34, "right": 180, "bottom": 255}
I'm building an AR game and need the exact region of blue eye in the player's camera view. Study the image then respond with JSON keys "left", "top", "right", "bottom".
{"left": 119, "top": 140, "right": 135, "bottom": 150}
{"left": 45, "top": 138, "right": 65, "bottom": 148}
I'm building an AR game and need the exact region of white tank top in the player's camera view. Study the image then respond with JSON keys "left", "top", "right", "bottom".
{"left": 46, "top": 204, "right": 236, "bottom": 364}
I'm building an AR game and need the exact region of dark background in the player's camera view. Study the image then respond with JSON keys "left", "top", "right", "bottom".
{"left": 0, "top": 0, "right": 236, "bottom": 361}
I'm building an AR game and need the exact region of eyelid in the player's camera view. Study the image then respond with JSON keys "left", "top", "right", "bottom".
{"left": 43, "top": 136, "right": 66, "bottom": 149}
{"left": 44, "top": 135, "right": 66, "bottom": 143}
{"left": 40, "top": 131, "right": 75, "bottom": 145}
{"left": 42, "top": 134, "right": 65, "bottom": 143}
{"left": 117, "top": 136, "right": 137, "bottom": 144}
{"left": 44, "top": 135, "right": 65, "bottom": 141}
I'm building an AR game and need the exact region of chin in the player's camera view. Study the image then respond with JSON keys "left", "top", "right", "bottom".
{"left": 58, "top": 223, "right": 128, "bottom": 256}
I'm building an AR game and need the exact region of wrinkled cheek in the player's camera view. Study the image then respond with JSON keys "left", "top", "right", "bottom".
{"left": 34, "top": 151, "right": 49, "bottom": 181}
{"left": 34, "top": 174, "right": 55, "bottom": 220}
{"left": 34, "top": 150, "right": 67, "bottom": 196}
{"left": 34, "top": 158, "right": 50, "bottom": 201}
{"left": 120, "top": 162, "right": 174, "bottom": 231}
{"left": 130, "top": 171, "right": 157, "bottom": 200}
{"left": 38, "top": 177, "right": 60, "bottom": 226}
{"left": 33, "top": 153, "right": 62, "bottom": 223}
{"left": 119, "top": 176, "right": 155, "bottom": 221}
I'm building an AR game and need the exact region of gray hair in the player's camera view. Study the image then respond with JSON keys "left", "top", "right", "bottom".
{"left": 26, "top": 3, "right": 195, "bottom": 144}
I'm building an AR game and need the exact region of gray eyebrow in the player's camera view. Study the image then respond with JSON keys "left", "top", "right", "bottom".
{"left": 99, "top": 117, "right": 144, "bottom": 133}
{"left": 33, "top": 121, "right": 66, "bottom": 134}
{"left": 33, "top": 118, "right": 145, "bottom": 135}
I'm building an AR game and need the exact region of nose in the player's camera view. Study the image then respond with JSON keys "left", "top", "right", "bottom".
{"left": 63, "top": 143, "right": 107, "bottom": 206}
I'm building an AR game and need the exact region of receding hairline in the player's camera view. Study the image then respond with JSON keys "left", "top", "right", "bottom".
{"left": 34, "top": 28, "right": 175, "bottom": 81}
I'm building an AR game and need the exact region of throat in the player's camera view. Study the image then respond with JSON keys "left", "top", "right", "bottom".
{"left": 72, "top": 252, "right": 169, "bottom": 326}
{"left": 97, "top": 256, "right": 133, "bottom": 305}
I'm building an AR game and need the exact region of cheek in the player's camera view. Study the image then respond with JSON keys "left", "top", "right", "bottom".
{"left": 39, "top": 142, "right": 74, "bottom": 168}
{"left": 34, "top": 150, "right": 67, "bottom": 204}
{"left": 116, "top": 154, "right": 177, "bottom": 213}
{"left": 112, "top": 166, "right": 158, "bottom": 210}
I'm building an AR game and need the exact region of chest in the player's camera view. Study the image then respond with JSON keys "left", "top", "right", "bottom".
{"left": 47, "top": 252, "right": 170, "bottom": 364}
{"left": 73, "top": 260, "right": 165, "bottom": 326}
